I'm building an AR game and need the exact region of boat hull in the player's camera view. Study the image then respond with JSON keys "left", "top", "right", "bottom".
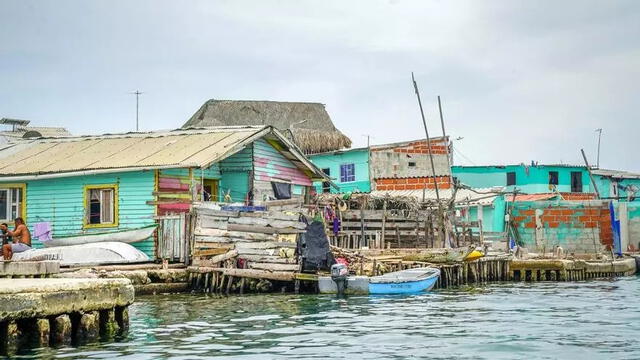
{"left": 368, "top": 275, "right": 438, "bottom": 294}
{"left": 319, "top": 267, "right": 440, "bottom": 295}
{"left": 13, "top": 242, "right": 150, "bottom": 266}
{"left": 43, "top": 225, "right": 157, "bottom": 247}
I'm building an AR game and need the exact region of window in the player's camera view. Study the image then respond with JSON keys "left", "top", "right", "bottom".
{"left": 203, "top": 179, "right": 219, "bottom": 202}
{"left": 408, "top": 161, "right": 416, "bottom": 167}
{"left": 548, "top": 171, "right": 559, "bottom": 185}
{"left": 322, "top": 168, "right": 331, "bottom": 193}
{"left": 571, "top": 172, "right": 582, "bottom": 192}
{"left": 0, "top": 185, "right": 25, "bottom": 223}
{"left": 340, "top": 163, "right": 355, "bottom": 183}
{"left": 506, "top": 172, "right": 516, "bottom": 186}
{"left": 85, "top": 185, "right": 118, "bottom": 228}
{"left": 271, "top": 182, "right": 292, "bottom": 199}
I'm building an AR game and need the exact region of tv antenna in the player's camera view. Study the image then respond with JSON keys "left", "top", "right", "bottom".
{"left": 131, "top": 90, "right": 143, "bottom": 131}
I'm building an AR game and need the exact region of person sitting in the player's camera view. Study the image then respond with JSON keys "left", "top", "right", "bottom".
{"left": 1, "top": 217, "right": 32, "bottom": 260}
{"left": 1, "top": 223, "right": 10, "bottom": 246}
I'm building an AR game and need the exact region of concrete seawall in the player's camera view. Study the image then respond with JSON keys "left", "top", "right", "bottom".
{"left": 0, "top": 277, "right": 134, "bottom": 355}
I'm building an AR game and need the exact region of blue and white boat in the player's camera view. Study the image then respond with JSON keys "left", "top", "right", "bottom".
{"left": 368, "top": 267, "right": 440, "bottom": 295}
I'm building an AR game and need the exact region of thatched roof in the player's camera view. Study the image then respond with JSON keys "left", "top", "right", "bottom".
{"left": 182, "top": 99, "right": 352, "bottom": 154}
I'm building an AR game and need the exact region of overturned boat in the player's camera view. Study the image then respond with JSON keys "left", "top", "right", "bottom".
{"left": 13, "top": 241, "right": 150, "bottom": 266}
{"left": 43, "top": 225, "right": 157, "bottom": 247}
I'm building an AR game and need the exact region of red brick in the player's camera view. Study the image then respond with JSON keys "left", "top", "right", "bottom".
{"left": 524, "top": 222, "right": 536, "bottom": 228}
{"left": 547, "top": 222, "right": 560, "bottom": 228}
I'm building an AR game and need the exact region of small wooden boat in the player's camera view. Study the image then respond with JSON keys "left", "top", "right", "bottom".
{"left": 368, "top": 267, "right": 440, "bottom": 294}
{"left": 43, "top": 225, "right": 157, "bottom": 247}
{"left": 13, "top": 242, "right": 150, "bottom": 266}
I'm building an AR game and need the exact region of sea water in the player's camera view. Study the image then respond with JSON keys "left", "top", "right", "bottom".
{"left": 19, "top": 277, "right": 640, "bottom": 359}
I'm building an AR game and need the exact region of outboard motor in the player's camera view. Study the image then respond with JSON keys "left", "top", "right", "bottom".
{"left": 331, "top": 263, "right": 349, "bottom": 295}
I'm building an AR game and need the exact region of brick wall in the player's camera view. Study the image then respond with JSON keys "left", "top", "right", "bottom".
{"left": 371, "top": 139, "right": 449, "bottom": 155}
{"left": 510, "top": 200, "right": 613, "bottom": 253}
{"left": 374, "top": 176, "right": 452, "bottom": 191}
{"left": 560, "top": 192, "right": 597, "bottom": 200}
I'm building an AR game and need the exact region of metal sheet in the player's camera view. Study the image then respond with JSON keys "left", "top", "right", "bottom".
{"left": 369, "top": 187, "right": 502, "bottom": 206}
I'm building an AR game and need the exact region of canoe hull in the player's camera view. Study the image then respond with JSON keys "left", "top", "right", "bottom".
{"left": 44, "top": 225, "right": 157, "bottom": 247}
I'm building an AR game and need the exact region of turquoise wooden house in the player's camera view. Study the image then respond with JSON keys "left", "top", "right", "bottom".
{"left": 0, "top": 126, "right": 328, "bottom": 258}
{"left": 451, "top": 164, "right": 593, "bottom": 196}
{"left": 308, "top": 147, "right": 371, "bottom": 193}
{"left": 452, "top": 164, "right": 640, "bottom": 201}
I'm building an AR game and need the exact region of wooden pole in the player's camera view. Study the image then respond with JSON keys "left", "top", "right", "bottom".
{"left": 580, "top": 148, "right": 601, "bottom": 199}
{"left": 412, "top": 73, "right": 445, "bottom": 247}
{"left": 412, "top": 73, "right": 441, "bottom": 202}
{"left": 381, "top": 199, "right": 387, "bottom": 249}
{"left": 437, "top": 95, "right": 454, "bottom": 186}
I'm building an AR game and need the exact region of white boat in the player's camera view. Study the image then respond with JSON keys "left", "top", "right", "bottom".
{"left": 43, "top": 225, "right": 157, "bottom": 247}
{"left": 13, "top": 241, "right": 150, "bottom": 266}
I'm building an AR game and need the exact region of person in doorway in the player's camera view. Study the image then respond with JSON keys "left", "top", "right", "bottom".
{"left": 1, "top": 217, "right": 32, "bottom": 260}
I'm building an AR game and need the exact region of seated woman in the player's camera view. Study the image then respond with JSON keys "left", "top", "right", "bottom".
{"left": 1, "top": 217, "right": 32, "bottom": 260}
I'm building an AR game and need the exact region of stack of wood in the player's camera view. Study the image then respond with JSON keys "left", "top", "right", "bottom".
{"left": 190, "top": 204, "right": 306, "bottom": 281}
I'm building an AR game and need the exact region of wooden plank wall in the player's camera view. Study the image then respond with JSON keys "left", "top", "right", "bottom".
{"left": 190, "top": 204, "right": 305, "bottom": 275}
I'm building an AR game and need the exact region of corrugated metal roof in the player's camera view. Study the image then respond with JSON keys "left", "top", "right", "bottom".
{"left": 369, "top": 187, "right": 503, "bottom": 206}
{"left": 0, "top": 126, "right": 71, "bottom": 138}
{"left": 0, "top": 126, "right": 328, "bottom": 181}
{"left": 592, "top": 169, "right": 640, "bottom": 179}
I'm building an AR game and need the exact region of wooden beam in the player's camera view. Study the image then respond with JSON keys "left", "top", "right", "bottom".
{"left": 227, "top": 224, "right": 305, "bottom": 234}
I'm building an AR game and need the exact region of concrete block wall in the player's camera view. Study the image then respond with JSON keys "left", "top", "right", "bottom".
{"left": 510, "top": 200, "right": 613, "bottom": 254}
{"left": 370, "top": 139, "right": 450, "bottom": 180}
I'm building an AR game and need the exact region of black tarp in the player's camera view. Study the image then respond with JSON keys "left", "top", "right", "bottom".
{"left": 298, "top": 220, "right": 335, "bottom": 272}
{"left": 271, "top": 182, "right": 292, "bottom": 199}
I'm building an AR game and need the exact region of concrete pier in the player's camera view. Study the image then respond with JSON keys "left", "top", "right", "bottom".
{"left": 0, "top": 278, "right": 134, "bottom": 355}
{"left": 0, "top": 261, "right": 60, "bottom": 278}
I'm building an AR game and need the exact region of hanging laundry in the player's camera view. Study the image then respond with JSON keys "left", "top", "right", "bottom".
{"left": 33, "top": 222, "right": 53, "bottom": 243}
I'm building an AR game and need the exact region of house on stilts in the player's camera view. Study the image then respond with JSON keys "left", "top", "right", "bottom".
{"left": 0, "top": 126, "right": 329, "bottom": 259}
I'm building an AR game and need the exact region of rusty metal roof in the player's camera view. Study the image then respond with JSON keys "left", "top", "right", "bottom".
{"left": 369, "top": 187, "right": 503, "bottom": 206}
{"left": 504, "top": 193, "right": 560, "bottom": 202}
{"left": 0, "top": 126, "right": 328, "bottom": 181}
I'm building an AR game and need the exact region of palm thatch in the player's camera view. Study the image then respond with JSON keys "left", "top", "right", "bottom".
{"left": 183, "top": 99, "right": 352, "bottom": 153}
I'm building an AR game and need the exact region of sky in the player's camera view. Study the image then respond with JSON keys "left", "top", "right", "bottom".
{"left": 1, "top": 0, "right": 639, "bottom": 170}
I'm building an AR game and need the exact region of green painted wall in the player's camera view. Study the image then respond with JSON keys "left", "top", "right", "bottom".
{"left": 452, "top": 165, "right": 592, "bottom": 194}
{"left": 161, "top": 164, "right": 221, "bottom": 179}
{"left": 593, "top": 175, "right": 640, "bottom": 199}
{"left": 462, "top": 195, "right": 505, "bottom": 233}
{"left": 219, "top": 145, "right": 252, "bottom": 202}
{"left": 309, "top": 149, "right": 370, "bottom": 193}
{"left": 0, "top": 170, "right": 157, "bottom": 256}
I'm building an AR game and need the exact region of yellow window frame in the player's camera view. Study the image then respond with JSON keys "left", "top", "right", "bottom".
{"left": 0, "top": 183, "right": 27, "bottom": 225}
{"left": 83, "top": 184, "right": 119, "bottom": 229}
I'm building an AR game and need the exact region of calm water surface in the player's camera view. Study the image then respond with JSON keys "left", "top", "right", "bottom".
{"left": 17, "top": 277, "right": 640, "bottom": 359}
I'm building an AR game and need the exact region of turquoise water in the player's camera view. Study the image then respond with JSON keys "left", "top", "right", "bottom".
{"left": 19, "top": 277, "right": 640, "bottom": 359}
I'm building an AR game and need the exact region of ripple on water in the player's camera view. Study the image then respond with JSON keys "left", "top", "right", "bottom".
{"left": 14, "top": 277, "right": 640, "bottom": 359}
